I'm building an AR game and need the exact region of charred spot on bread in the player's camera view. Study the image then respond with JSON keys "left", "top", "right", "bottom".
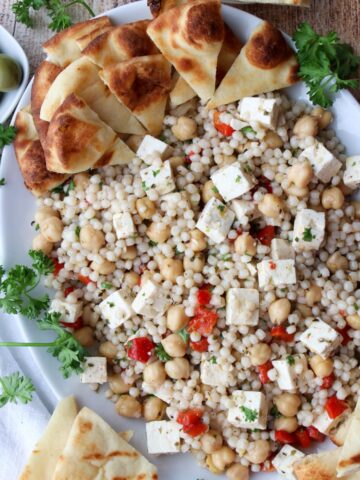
{"left": 186, "top": 1, "right": 224, "bottom": 47}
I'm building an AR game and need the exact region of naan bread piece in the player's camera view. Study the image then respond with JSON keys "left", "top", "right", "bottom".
{"left": 43, "top": 16, "right": 112, "bottom": 67}
{"left": 40, "top": 57, "right": 145, "bottom": 135}
{"left": 337, "top": 398, "right": 360, "bottom": 477}
{"left": 31, "top": 61, "right": 62, "bottom": 148}
{"left": 234, "top": 0, "right": 309, "bottom": 5}
{"left": 53, "top": 407, "right": 158, "bottom": 480}
{"left": 76, "top": 24, "right": 113, "bottom": 51}
{"left": 147, "top": 0, "right": 224, "bottom": 101}
{"left": 101, "top": 54, "right": 171, "bottom": 135}
{"left": 208, "top": 21, "right": 299, "bottom": 108}
{"left": 19, "top": 397, "right": 77, "bottom": 480}
{"left": 148, "top": 0, "right": 187, "bottom": 18}
{"left": 170, "top": 76, "right": 196, "bottom": 108}
{"left": 45, "top": 94, "right": 117, "bottom": 173}
{"left": 14, "top": 106, "right": 67, "bottom": 196}
{"left": 294, "top": 449, "right": 360, "bottom": 480}
{"left": 82, "top": 20, "right": 158, "bottom": 68}
{"left": 96, "top": 137, "right": 136, "bottom": 168}
{"left": 329, "top": 412, "right": 353, "bottom": 447}
{"left": 217, "top": 23, "right": 242, "bottom": 83}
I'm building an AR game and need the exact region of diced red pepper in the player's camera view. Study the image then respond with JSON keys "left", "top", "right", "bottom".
{"left": 184, "top": 155, "right": 192, "bottom": 165}
{"left": 321, "top": 372, "right": 335, "bottom": 390}
{"left": 275, "top": 430, "right": 297, "bottom": 444}
{"left": 270, "top": 326, "right": 294, "bottom": 342}
{"left": 269, "top": 261, "right": 277, "bottom": 270}
{"left": 190, "top": 337, "right": 209, "bottom": 352}
{"left": 251, "top": 175, "right": 273, "bottom": 197}
{"left": 339, "top": 309, "right": 346, "bottom": 317}
{"left": 260, "top": 454, "right": 276, "bottom": 472}
{"left": 255, "top": 225, "right": 275, "bottom": 246}
{"left": 337, "top": 324, "right": 350, "bottom": 345}
{"left": 188, "top": 307, "right": 218, "bottom": 336}
{"left": 183, "top": 422, "right": 208, "bottom": 437}
{"left": 307, "top": 426, "right": 325, "bottom": 442}
{"left": 127, "top": 337, "right": 154, "bottom": 363}
{"left": 197, "top": 289, "right": 212, "bottom": 306}
{"left": 64, "top": 286, "right": 75, "bottom": 297}
{"left": 177, "top": 408, "right": 204, "bottom": 426}
{"left": 325, "top": 396, "right": 348, "bottom": 419}
{"left": 78, "top": 274, "right": 92, "bottom": 286}
{"left": 61, "top": 316, "right": 83, "bottom": 330}
{"left": 52, "top": 258, "right": 64, "bottom": 276}
{"left": 295, "top": 428, "right": 311, "bottom": 449}
{"left": 213, "top": 111, "right": 234, "bottom": 136}
{"left": 258, "top": 360, "right": 273, "bottom": 385}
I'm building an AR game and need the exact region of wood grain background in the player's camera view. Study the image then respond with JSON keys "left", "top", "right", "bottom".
{"left": 1, "top": 0, "right": 359, "bottom": 101}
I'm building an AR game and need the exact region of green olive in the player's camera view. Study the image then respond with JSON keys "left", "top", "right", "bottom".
{"left": 0, "top": 54, "right": 22, "bottom": 92}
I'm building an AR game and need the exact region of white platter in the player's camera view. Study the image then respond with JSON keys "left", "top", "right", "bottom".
{"left": 0, "top": 1, "right": 360, "bottom": 478}
{"left": 0, "top": 25, "right": 29, "bottom": 123}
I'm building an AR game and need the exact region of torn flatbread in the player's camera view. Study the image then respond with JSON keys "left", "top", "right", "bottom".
{"left": 337, "top": 398, "right": 360, "bottom": 477}
{"left": 148, "top": 0, "right": 187, "bottom": 18}
{"left": 294, "top": 449, "right": 360, "bottom": 480}
{"left": 329, "top": 412, "right": 353, "bottom": 447}
{"left": 217, "top": 23, "right": 242, "bottom": 83}
{"left": 208, "top": 21, "right": 299, "bottom": 108}
{"left": 147, "top": 0, "right": 224, "bottom": 101}
{"left": 233, "top": 0, "right": 309, "bottom": 5}
{"left": 169, "top": 76, "right": 196, "bottom": 108}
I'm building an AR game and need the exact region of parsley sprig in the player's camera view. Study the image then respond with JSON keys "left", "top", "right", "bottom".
{"left": 294, "top": 22, "right": 360, "bottom": 107}
{"left": 240, "top": 406, "right": 258, "bottom": 422}
{"left": 0, "top": 125, "right": 17, "bottom": 149}
{"left": 0, "top": 372, "right": 35, "bottom": 407}
{"left": 155, "top": 344, "right": 171, "bottom": 362}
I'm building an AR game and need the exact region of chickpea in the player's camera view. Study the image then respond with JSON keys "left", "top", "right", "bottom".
{"left": 274, "top": 416, "right": 298, "bottom": 433}
{"left": 32, "top": 234, "right": 53, "bottom": 255}
{"left": 34, "top": 206, "right": 59, "bottom": 224}
{"left": 90, "top": 259, "right": 116, "bottom": 275}
{"left": 143, "top": 396, "right": 166, "bottom": 421}
{"left": 269, "top": 298, "right": 291, "bottom": 325}
{"left": 162, "top": 333, "right": 187, "bottom": 357}
{"left": 311, "top": 106, "right": 333, "bottom": 129}
{"left": 171, "top": 116, "right": 197, "bottom": 141}
{"left": 167, "top": 305, "right": 189, "bottom": 331}
{"left": 147, "top": 222, "right": 170, "bottom": 243}
{"left": 121, "top": 246, "right": 137, "bottom": 260}
{"left": 202, "top": 180, "right": 221, "bottom": 203}
{"left": 169, "top": 156, "right": 185, "bottom": 169}
{"left": 206, "top": 455, "right": 222, "bottom": 474}
{"left": 346, "top": 314, "right": 360, "bottom": 330}
{"left": 283, "top": 183, "right": 309, "bottom": 198}
{"left": 296, "top": 303, "right": 313, "bottom": 318}
{"left": 305, "top": 284, "right": 322, "bottom": 306}
{"left": 189, "top": 229, "right": 207, "bottom": 252}
{"left": 309, "top": 355, "right": 334, "bottom": 378}
{"left": 287, "top": 161, "right": 313, "bottom": 188}
{"left": 73, "top": 172, "right": 90, "bottom": 189}
{"left": 274, "top": 393, "right": 301, "bottom": 417}
{"left": 40, "top": 216, "right": 64, "bottom": 243}
{"left": 226, "top": 464, "right": 249, "bottom": 480}
{"left": 326, "top": 251, "right": 349, "bottom": 273}
{"left": 126, "top": 134, "right": 144, "bottom": 151}
{"left": 99, "top": 341, "right": 118, "bottom": 360}
{"left": 73, "top": 326, "right": 94, "bottom": 347}
{"left": 211, "top": 447, "right": 236, "bottom": 472}
{"left": 165, "top": 358, "right": 190, "bottom": 379}
{"left": 82, "top": 305, "right": 96, "bottom": 326}
{"left": 321, "top": 187, "right": 344, "bottom": 210}
{"left": 143, "top": 361, "right": 166, "bottom": 387}
{"left": 293, "top": 115, "right": 319, "bottom": 139}
{"left": 249, "top": 343, "right": 272, "bottom": 367}
{"left": 115, "top": 395, "right": 141, "bottom": 418}
{"left": 108, "top": 373, "right": 132, "bottom": 394}
{"left": 234, "top": 233, "right": 257, "bottom": 256}
{"left": 258, "top": 194, "right": 286, "bottom": 219}
{"left": 264, "top": 131, "right": 283, "bottom": 149}
{"left": 160, "top": 258, "right": 184, "bottom": 282}
{"left": 183, "top": 253, "right": 205, "bottom": 273}
{"left": 136, "top": 198, "right": 156, "bottom": 220}
{"left": 80, "top": 224, "right": 105, "bottom": 252}
{"left": 200, "top": 430, "right": 223, "bottom": 454}
{"left": 219, "top": 154, "right": 236, "bottom": 167}
{"left": 245, "top": 440, "right": 270, "bottom": 464}
{"left": 124, "top": 271, "right": 140, "bottom": 288}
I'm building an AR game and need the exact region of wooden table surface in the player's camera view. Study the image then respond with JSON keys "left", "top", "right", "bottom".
{"left": 1, "top": 0, "right": 359, "bottom": 101}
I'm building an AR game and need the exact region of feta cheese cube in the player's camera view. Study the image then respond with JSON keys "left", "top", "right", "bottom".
{"left": 113, "top": 212, "right": 135, "bottom": 239}
{"left": 49, "top": 299, "right": 82, "bottom": 324}
{"left": 312, "top": 409, "right": 348, "bottom": 435}
{"left": 239, "top": 97, "right": 280, "bottom": 129}
{"left": 343, "top": 155, "right": 360, "bottom": 189}
{"left": 196, "top": 197, "right": 235, "bottom": 244}
{"left": 211, "top": 163, "right": 256, "bottom": 202}
{"left": 231, "top": 199, "right": 261, "bottom": 224}
{"left": 132, "top": 279, "right": 171, "bottom": 317}
{"left": 272, "top": 355, "right": 307, "bottom": 391}
{"left": 292, "top": 209, "right": 325, "bottom": 251}
{"left": 257, "top": 259, "right": 296, "bottom": 289}
{"left": 273, "top": 445, "right": 305, "bottom": 480}
{"left": 146, "top": 421, "right": 181, "bottom": 454}
{"left": 137, "top": 134, "right": 173, "bottom": 161}
{"left": 299, "top": 319, "right": 342, "bottom": 359}
{"left": 140, "top": 160, "right": 176, "bottom": 196}
{"left": 299, "top": 141, "right": 342, "bottom": 183}
{"left": 201, "top": 358, "right": 230, "bottom": 387}
{"left": 228, "top": 390, "right": 268, "bottom": 430}
{"left": 226, "top": 288, "right": 259, "bottom": 326}
{"left": 271, "top": 238, "right": 295, "bottom": 260}
{"left": 80, "top": 357, "right": 107, "bottom": 384}
{"left": 98, "top": 290, "right": 133, "bottom": 329}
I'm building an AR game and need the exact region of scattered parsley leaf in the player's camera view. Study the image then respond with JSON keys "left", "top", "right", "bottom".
{"left": 179, "top": 328, "right": 189, "bottom": 343}
{"left": 302, "top": 227, "right": 315, "bottom": 242}
{"left": 241, "top": 126, "right": 256, "bottom": 136}
{"left": 0, "top": 125, "right": 16, "bottom": 149}
{"left": 354, "top": 304, "right": 359, "bottom": 311}
{"left": 270, "top": 405, "right": 281, "bottom": 418}
{"left": 101, "top": 282, "right": 112, "bottom": 290}
{"left": 0, "top": 372, "right": 35, "bottom": 407}
{"left": 211, "top": 185, "right": 219, "bottom": 193}
{"left": 240, "top": 406, "right": 258, "bottom": 422}
{"left": 155, "top": 343, "right": 171, "bottom": 362}
{"left": 152, "top": 169, "right": 160, "bottom": 177}
{"left": 148, "top": 240, "right": 158, "bottom": 247}
{"left": 52, "top": 179, "right": 75, "bottom": 196}
{"left": 210, "top": 355, "right": 217, "bottom": 364}
{"left": 286, "top": 355, "right": 295, "bottom": 366}
{"left": 0, "top": 178, "right": 6, "bottom": 186}
{"left": 221, "top": 253, "right": 232, "bottom": 262}
{"left": 75, "top": 226, "right": 80, "bottom": 239}
{"left": 141, "top": 181, "right": 149, "bottom": 191}
{"left": 217, "top": 204, "right": 225, "bottom": 212}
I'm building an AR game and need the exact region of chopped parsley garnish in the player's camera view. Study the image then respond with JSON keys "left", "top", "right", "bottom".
{"left": 217, "top": 204, "right": 225, "bottom": 213}
{"left": 152, "top": 169, "right": 160, "bottom": 177}
{"left": 0, "top": 178, "right": 5, "bottom": 186}
{"left": 211, "top": 185, "right": 219, "bottom": 193}
{"left": 52, "top": 179, "right": 75, "bottom": 196}
{"left": 107, "top": 302, "right": 115, "bottom": 308}
{"left": 221, "top": 253, "right": 232, "bottom": 262}
{"left": 286, "top": 355, "right": 295, "bottom": 366}
{"left": 75, "top": 226, "right": 80, "bottom": 239}
{"left": 244, "top": 163, "right": 253, "bottom": 173}
{"left": 354, "top": 304, "right": 359, "bottom": 311}
{"left": 270, "top": 405, "right": 281, "bottom": 418}
{"left": 101, "top": 282, "right": 112, "bottom": 290}
{"left": 148, "top": 240, "right": 158, "bottom": 247}
{"left": 302, "top": 227, "right": 315, "bottom": 242}
{"left": 141, "top": 181, "right": 149, "bottom": 191}
{"left": 155, "top": 344, "right": 171, "bottom": 362}
{"left": 0, "top": 372, "right": 35, "bottom": 407}
{"left": 235, "top": 175, "right": 241, "bottom": 183}
{"left": 240, "top": 406, "right": 258, "bottom": 422}
{"left": 209, "top": 356, "right": 217, "bottom": 364}
{"left": 179, "top": 328, "right": 189, "bottom": 343}
{"left": 241, "top": 126, "right": 256, "bottom": 136}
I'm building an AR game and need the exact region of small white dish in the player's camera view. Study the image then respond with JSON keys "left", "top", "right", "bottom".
{"left": 0, "top": 25, "right": 29, "bottom": 124}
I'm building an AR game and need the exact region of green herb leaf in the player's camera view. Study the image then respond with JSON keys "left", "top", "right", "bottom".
{"left": 217, "top": 204, "right": 225, "bottom": 213}
{"left": 221, "top": 253, "right": 232, "bottom": 262}
{"left": 148, "top": 240, "right": 158, "bottom": 247}
{"left": 302, "top": 227, "right": 315, "bottom": 242}
{"left": 211, "top": 185, "right": 219, "bottom": 193}
{"left": 0, "top": 178, "right": 6, "bottom": 186}
{"left": 179, "top": 328, "right": 189, "bottom": 343}
{"left": 152, "top": 169, "right": 160, "bottom": 177}
{"left": 0, "top": 372, "right": 35, "bottom": 407}
{"left": 101, "top": 282, "right": 112, "bottom": 290}
{"left": 155, "top": 343, "right": 171, "bottom": 362}
{"left": 75, "top": 226, "right": 81, "bottom": 239}
{"left": 270, "top": 405, "right": 281, "bottom": 418}
{"left": 286, "top": 355, "right": 295, "bottom": 366}
{"left": 52, "top": 178, "right": 75, "bottom": 196}
{"left": 209, "top": 355, "right": 217, "bottom": 364}
{"left": 241, "top": 126, "right": 256, "bottom": 136}
{"left": 240, "top": 405, "right": 258, "bottom": 422}
{"left": 0, "top": 125, "right": 16, "bottom": 149}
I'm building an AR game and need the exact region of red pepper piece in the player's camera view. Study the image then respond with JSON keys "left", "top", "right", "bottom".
{"left": 213, "top": 111, "right": 234, "bottom": 136}
{"left": 307, "top": 426, "right": 325, "bottom": 442}
{"left": 64, "top": 286, "right": 75, "bottom": 297}
{"left": 325, "top": 396, "right": 348, "bottom": 419}
{"left": 190, "top": 337, "right": 209, "bottom": 352}
{"left": 255, "top": 225, "right": 276, "bottom": 246}
{"left": 295, "top": 428, "right": 311, "bottom": 449}
{"left": 177, "top": 409, "right": 204, "bottom": 426}
{"left": 78, "top": 274, "right": 92, "bottom": 286}
{"left": 197, "top": 289, "right": 212, "bottom": 306}
{"left": 183, "top": 422, "right": 208, "bottom": 437}
{"left": 61, "top": 316, "right": 83, "bottom": 330}
{"left": 275, "top": 430, "right": 297, "bottom": 444}
{"left": 127, "top": 337, "right": 154, "bottom": 363}
{"left": 52, "top": 258, "right": 64, "bottom": 276}
{"left": 337, "top": 324, "right": 351, "bottom": 345}
{"left": 270, "top": 326, "right": 294, "bottom": 342}
{"left": 258, "top": 360, "right": 273, "bottom": 384}
{"left": 321, "top": 372, "right": 335, "bottom": 390}
{"left": 188, "top": 307, "right": 218, "bottom": 336}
